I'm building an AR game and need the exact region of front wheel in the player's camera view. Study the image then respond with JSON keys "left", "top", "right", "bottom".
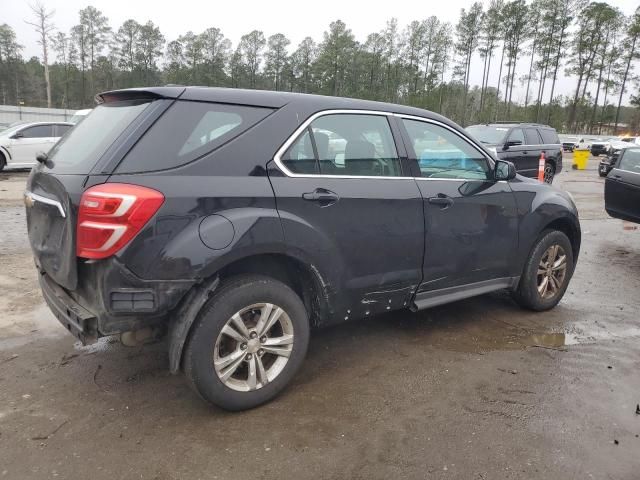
{"left": 183, "top": 275, "right": 310, "bottom": 411}
{"left": 513, "top": 230, "right": 574, "bottom": 311}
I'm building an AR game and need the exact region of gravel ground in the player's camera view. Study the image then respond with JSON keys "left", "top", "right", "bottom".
{"left": 0, "top": 158, "right": 639, "bottom": 479}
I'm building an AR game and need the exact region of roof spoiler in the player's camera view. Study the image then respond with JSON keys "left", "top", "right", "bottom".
{"left": 95, "top": 86, "right": 186, "bottom": 104}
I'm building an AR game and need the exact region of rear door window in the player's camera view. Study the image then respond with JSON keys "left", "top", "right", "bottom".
{"left": 539, "top": 129, "right": 560, "bottom": 144}
{"left": 524, "top": 128, "right": 541, "bottom": 145}
{"left": 311, "top": 114, "right": 401, "bottom": 177}
{"left": 21, "top": 125, "right": 53, "bottom": 138}
{"left": 117, "top": 101, "right": 273, "bottom": 173}
{"left": 282, "top": 128, "right": 318, "bottom": 174}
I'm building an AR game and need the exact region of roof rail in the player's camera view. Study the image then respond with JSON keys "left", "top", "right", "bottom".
{"left": 491, "top": 120, "right": 549, "bottom": 127}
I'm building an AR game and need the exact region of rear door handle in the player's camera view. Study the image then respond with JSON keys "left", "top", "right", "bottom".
{"left": 302, "top": 188, "right": 339, "bottom": 206}
{"left": 428, "top": 195, "right": 454, "bottom": 209}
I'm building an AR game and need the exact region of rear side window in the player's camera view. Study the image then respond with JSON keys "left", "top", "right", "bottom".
{"left": 539, "top": 129, "right": 559, "bottom": 144}
{"left": 117, "top": 101, "right": 272, "bottom": 173}
{"left": 21, "top": 125, "right": 52, "bottom": 138}
{"left": 47, "top": 100, "right": 151, "bottom": 174}
{"left": 524, "top": 128, "right": 541, "bottom": 145}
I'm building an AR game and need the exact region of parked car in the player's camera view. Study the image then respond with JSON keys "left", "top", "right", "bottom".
{"left": 26, "top": 87, "right": 581, "bottom": 410}
{"left": 620, "top": 136, "right": 640, "bottom": 146}
{"left": 69, "top": 109, "right": 92, "bottom": 124}
{"left": 589, "top": 137, "right": 612, "bottom": 156}
{"left": 599, "top": 140, "right": 636, "bottom": 177}
{"left": 605, "top": 147, "right": 640, "bottom": 223}
{"left": 559, "top": 134, "right": 581, "bottom": 152}
{"left": 0, "top": 121, "right": 74, "bottom": 171}
{"left": 465, "top": 122, "right": 563, "bottom": 183}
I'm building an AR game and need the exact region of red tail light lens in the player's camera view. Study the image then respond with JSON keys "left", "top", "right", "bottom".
{"left": 77, "top": 183, "right": 164, "bottom": 259}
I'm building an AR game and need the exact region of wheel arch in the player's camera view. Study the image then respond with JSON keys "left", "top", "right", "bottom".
{"left": 542, "top": 216, "right": 581, "bottom": 265}
{"left": 167, "top": 252, "right": 331, "bottom": 374}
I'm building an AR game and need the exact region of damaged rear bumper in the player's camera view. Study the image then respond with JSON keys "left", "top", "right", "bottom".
{"left": 39, "top": 273, "right": 98, "bottom": 344}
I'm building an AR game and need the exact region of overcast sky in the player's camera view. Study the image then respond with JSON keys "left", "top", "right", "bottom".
{"left": 5, "top": 0, "right": 640, "bottom": 103}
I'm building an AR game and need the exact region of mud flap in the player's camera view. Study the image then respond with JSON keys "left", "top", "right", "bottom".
{"left": 167, "top": 277, "right": 219, "bottom": 374}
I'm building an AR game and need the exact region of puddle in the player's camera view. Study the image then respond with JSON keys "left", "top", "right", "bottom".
{"left": 496, "top": 326, "right": 640, "bottom": 350}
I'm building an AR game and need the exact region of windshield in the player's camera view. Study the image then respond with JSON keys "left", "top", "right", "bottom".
{"left": 465, "top": 125, "right": 509, "bottom": 145}
{"left": 46, "top": 99, "right": 151, "bottom": 174}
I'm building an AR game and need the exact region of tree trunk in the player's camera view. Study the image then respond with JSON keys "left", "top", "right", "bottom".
{"left": 494, "top": 43, "right": 505, "bottom": 122}
{"left": 524, "top": 40, "right": 535, "bottom": 110}
{"left": 590, "top": 52, "right": 607, "bottom": 133}
{"left": 614, "top": 36, "right": 637, "bottom": 134}
{"left": 546, "top": 23, "right": 567, "bottom": 125}
{"left": 568, "top": 73, "right": 584, "bottom": 132}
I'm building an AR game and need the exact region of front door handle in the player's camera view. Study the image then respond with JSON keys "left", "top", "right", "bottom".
{"left": 428, "top": 195, "right": 454, "bottom": 209}
{"left": 302, "top": 188, "right": 339, "bottom": 206}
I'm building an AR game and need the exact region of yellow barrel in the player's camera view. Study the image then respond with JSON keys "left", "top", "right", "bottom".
{"left": 573, "top": 149, "right": 589, "bottom": 170}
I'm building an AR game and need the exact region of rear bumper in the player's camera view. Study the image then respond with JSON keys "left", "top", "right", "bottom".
{"left": 39, "top": 273, "right": 98, "bottom": 344}
{"left": 37, "top": 258, "right": 196, "bottom": 342}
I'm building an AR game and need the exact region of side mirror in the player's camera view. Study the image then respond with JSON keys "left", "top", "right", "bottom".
{"left": 495, "top": 159, "right": 517, "bottom": 181}
{"left": 503, "top": 140, "right": 522, "bottom": 150}
{"left": 10, "top": 132, "right": 24, "bottom": 139}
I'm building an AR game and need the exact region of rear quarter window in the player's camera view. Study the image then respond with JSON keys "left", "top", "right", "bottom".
{"left": 116, "top": 101, "right": 273, "bottom": 173}
{"left": 539, "top": 129, "right": 559, "bottom": 144}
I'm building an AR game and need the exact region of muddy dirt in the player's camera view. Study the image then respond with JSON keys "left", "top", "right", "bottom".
{"left": 0, "top": 159, "right": 639, "bottom": 479}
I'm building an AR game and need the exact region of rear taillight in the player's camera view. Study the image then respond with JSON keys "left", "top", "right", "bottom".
{"left": 77, "top": 183, "right": 164, "bottom": 259}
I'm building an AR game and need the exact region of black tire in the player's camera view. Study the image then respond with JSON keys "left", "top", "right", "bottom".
{"left": 183, "top": 274, "right": 310, "bottom": 411}
{"left": 513, "top": 230, "right": 574, "bottom": 311}
{"left": 0, "top": 152, "right": 5, "bottom": 172}
{"left": 543, "top": 162, "right": 555, "bottom": 184}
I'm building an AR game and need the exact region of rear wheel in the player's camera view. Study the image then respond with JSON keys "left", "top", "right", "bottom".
{"left": 0, "top": 152, "right": 5, "bottom": 172}
{"left": 183, "top": 274, "right": 310, "bottom": 411}
{"left": 513, "top": 230, "right": 574, "bottom": 311}
{"left": 543, "top": 162, "right": 555, "bottom": 184}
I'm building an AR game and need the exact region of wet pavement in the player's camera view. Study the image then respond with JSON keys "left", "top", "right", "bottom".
{"left": 0, "top": 158, "right": 639, "bottom": 479}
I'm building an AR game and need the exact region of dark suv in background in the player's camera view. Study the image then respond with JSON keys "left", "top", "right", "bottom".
{"left": 26, "top": 87, "right": 580, "bottom": 411}
{"left": 466, "top": 122, "right": 563, "bottom": 183}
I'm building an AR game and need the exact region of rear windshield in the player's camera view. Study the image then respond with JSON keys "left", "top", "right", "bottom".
{"left": 116, "top": 100, "right": 273, "bottom": 173}
{"left": 465, "top": 125, "right": 509, "bottom": 145}
{"left": 46, "top": 100, "right": 151, "bottom": 174}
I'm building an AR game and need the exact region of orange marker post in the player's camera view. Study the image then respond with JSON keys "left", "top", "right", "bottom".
{"left": 537, "top": 151, "right": 546, "bottom": 182}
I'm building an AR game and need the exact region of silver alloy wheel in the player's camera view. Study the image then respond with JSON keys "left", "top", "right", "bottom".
{"left": 537, "top": 244, "right": 567, "bottom": 299}
{"left": 543, "top": 163, "right": 554, "bottom": 183}
{"left": 213, "top": 303, "right": 294, "bottom": 392}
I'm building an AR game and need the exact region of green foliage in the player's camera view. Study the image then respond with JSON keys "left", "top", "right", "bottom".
{"left": 3, "top": 2, "right": 640, "bottom": 133}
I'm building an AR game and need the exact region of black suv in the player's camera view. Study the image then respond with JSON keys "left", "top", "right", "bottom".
{"left": 26, "top": 87, "right": 580, "bottom": 410}
{"left": 605, "top": 147, "right": 640, "bottom": 223}
{"left": 466, "top": 122, "right": 563, "bottom": 183}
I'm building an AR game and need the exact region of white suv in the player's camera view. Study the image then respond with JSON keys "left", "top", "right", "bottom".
{"left": 0, "top": 122, "right": 73, "bottom": 171}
